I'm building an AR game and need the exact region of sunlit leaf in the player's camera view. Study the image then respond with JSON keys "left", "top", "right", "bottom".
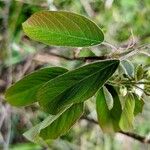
{"left": 5, "top": 67, "right": 68, "bottom": 106}
{"left": 38, "top": 60, "right": 119, "bottom": 114}
{"left": 22, "top": 11, "right": 104, "bottom": 47}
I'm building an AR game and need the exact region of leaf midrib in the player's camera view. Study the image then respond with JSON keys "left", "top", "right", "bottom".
{"left": 24, "top": 25, "right": 102, "bottom": 44}
{"left": 54, "top": 64, "right": 117, "bottom": 110}
{"left": 40, "top": 61, "right": 118, "bottom": 104}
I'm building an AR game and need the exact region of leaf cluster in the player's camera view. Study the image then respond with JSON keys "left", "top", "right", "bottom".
{"left": 5, "top": 11, "right": 149, "bottom": 144}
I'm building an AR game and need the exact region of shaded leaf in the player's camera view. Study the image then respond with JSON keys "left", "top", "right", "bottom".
{"left": 106, "top": 84, "right": 122, "bottom": 131}
{"left": 119, "top": 93, "right": 135, "bottom": 131}
{"left": 135, "top": 65, "right": 144, "bottom": 81}
{"left": 96, "top": 85, "right": 122, "bottom": 132}
{"left": 96, "top": 88, "right": 114, "bottom": 132}
{"left": 133, "top": 94, "right": 144, "bottom": 116}
{"left": 38, "top": 60, "right": 120, "bottom": 114}
{"left": 23, "top": 103, "right": 83, "bottom": 142}
{"left": 22, "top": 11, "right": 104, "bottom": 47}
{"left": 5, "top": 67, "right": 68, "bottom": 106}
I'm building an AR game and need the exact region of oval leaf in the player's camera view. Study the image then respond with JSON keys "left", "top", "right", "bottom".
{"left": 96, "top": 85, "right": 122, "bottom": 133}
{"left": 106, "top": 85, "right": 122, "bottom": 131}
{"left": 96, "top": 88, "right": 114, "bottom": 132}
{"left": 133, "top": 94, "right": 144, "bottom": 116}
{"left": 22, "top": 11, "right": 104, "bottom": 47}
{"left": 119, "top": 93, "right": 135, "bottom": 131}
{"left": 5, "top": 67, "right": 68, "bottom": 106}
{"left": 38, "top": 60, "right": 120, "bottom": 114}
{"left": 23, "top": 103, "right": 83, "bottom": 142}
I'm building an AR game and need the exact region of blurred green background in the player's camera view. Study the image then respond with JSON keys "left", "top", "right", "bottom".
{"left": 0, "top": 0, "right": 150, "bottom": 150}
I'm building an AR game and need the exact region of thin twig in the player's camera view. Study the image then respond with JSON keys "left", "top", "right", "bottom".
{"left": 124, "top": 29, "right": 136, "bottom": 51}
{"left": 119, "top": 43, "right": 150, "bottom": 60}
{"left": 44, "top": 52, "right": 109, "bottom": 61}
{"left": 119, "top": 131, "right": 150, "bottom": 143}
{"left": 81, "top": 116, "right": 150, "bottom": 144}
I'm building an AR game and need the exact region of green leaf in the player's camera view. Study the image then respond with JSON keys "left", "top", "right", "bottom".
{"left": 96, "top": 88, "right": 114, "bottom": 132}
{"left": 22, "top": 11, "right": 104, "bottom": 47}
{"left": 78, "top": 49, "right": 96, "bottom": 57}
{"left": 96, "top": 85, "right": 122, "bottom": 133}
{"left": 119, "top": 93, "right": 135, "bottom": 131}
{"left": 5, "top": 67, "right": 68, "bottom": 106}
{"left": 23, "top": 103, "right": 83, "bottom": 142}
{"left": 133, "top": 94, "right": 144, "bottom": 116}
{"left": 120, "top": 60, "right": 134, "bottom": 77}
{"left": 38, "top": 60, "right": 120, "bottom": 114}
{"left": 106, "top": 85, "right": 122, "bottom": 131}
{"left": 40, "top": 103, "right": 84, "bottom": 140}
{"left": 103, "top": 86, "right": 113, "bottom": 110}
{"left": 135, "top": 65, "right": 144, "bottom": 81}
